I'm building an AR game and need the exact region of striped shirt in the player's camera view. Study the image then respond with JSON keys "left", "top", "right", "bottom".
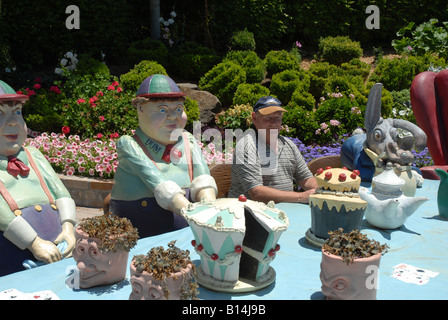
{"left": 227, "top": 131, "right": 313, "bottom": 198}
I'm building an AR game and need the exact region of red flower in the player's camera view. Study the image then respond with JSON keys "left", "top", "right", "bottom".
{"left": 33, "top": 83, "right": 42, "bottom": 90}
{"left": 107, "top": 85, "right": 115, "bottom": 91}
{"left": 116, "top": 87, "right": 123, "bottom": 93}
{"left": 16, "top": 91, "right": 23, "bottom": 94}
{"left": 26, "top": 90, "right": 36, "bottom": 97}
{"left": 77, "top": 98, "right": 86, "bottom": 104}
{"left": 97, "top": 133, "right": 103, "bottom": 139}
{"left": 111, "top": 81, "right": 119, "bottom": 87}
{"left": 50, "top": 86, "right": 61, "bottom": 94}
{"left": 62, "top": 126, "right": 70, "bottom": 135}
{"left": 110, "top": 132, "right": 119, "bottom": 138}
{"left": 96, "top": 91, "right": 104, "bottom": 97}
{"left": 34, "top": 77, "right": 42, "bottom": 83}
{"left": 99, "top": 115, "right": 105, "bottom": 121}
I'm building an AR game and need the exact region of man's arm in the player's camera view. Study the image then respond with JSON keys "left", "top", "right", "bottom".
{"left": 248, "top": 176, "right": 318, "bottom": 204}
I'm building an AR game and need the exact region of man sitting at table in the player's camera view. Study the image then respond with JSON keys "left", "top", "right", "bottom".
{"left": 228, "top": 96, "right": 318, "bottom": 204}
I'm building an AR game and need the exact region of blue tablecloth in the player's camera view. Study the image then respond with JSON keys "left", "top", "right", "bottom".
{"left": 0, "top": 179, "right": 447, "bottom": 300}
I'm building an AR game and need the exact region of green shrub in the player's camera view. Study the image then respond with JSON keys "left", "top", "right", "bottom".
{"left": 318, "top": 36, "right": 363, "bottom": 65}
{"left": 228, "top": 29, "right": 256, "bottom": 51}
{"left": 223, "top": 50, "right": 266, "bottom": 83}
{"left": 314, "top": 96, "right": 364, "bottom": 140}
{"left": 76, "top": 54, "right": 110, "bottom": 76}
{"left": 233, "top": 83, "right": 270, "bottom": 106}
{"left": 270, "top": 69, "right": 311, "bottom": 105}
{"left": 263, "top": 50, "right": 301, "bottom": 78}
{"left": 120, "top": 60, "right": 168, "bottom": 93}
{"left": 127, "top": 38, "right": 169, "bottom": 67}
{"left": 288, "top": 87, "right": 316, "bottom": 111}
{"left": 307, "top": 62, "right": 340, "bottom": 99}
{"left": 169, "top": 41, "right": 221, "bottom": 81}
{"left": 282, "top": 105, "right": 317, "bottom": 144}
{"left": 340, "top": 58, "right": 371, "bottom": 80}
{"left": 390, "top": 89, "right": 416, "bottom": 124}
{"left": 184, "top": 97, "right": 200, "bottom": 132}
{"left": 369, "top": 55, "right": 427, "bottom": 91}
{"left": 392, "top": 19, "right": 448, "bottom": 59}
{"left": 199, "top": 61, "right": 246, "bottom": 107}
{"left": 215, "top": 104, "right": 253, "bottom": 131}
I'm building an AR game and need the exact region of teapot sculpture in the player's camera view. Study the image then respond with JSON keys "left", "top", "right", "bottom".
{"left": 359, "top": 162, "right": 428, "bottom": 229}
{"left": 435, "top": 168, "right": 448, "bottom": 219}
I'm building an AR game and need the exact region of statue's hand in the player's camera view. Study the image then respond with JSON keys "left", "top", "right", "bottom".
{"left": 54, "top": 221, "right": 76, "bottom": 258}
{"left": 28, "top": 236, "right": 62, "bottom": 264}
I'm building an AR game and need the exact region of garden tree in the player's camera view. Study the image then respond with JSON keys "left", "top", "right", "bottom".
{"left": 150, "top": 0, "right": 161, "bottom": 40}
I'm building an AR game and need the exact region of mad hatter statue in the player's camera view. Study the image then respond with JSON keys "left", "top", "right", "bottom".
{"left": 0, "top": 80, "right": 76, "bottom": 276}
{"left": 109, "top": 74, "right": 217, "bottom": 237}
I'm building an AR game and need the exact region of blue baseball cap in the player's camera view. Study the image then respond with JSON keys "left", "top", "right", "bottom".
{"left": 253, "top": 96, "right": 286, "bottom": 115}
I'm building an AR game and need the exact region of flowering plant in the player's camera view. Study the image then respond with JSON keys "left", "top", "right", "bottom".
{"left": 25, "top": 132, "right": 122, "bottom": 179}
{"left": 159, "top": 11, "right": 179, "bottom": 47}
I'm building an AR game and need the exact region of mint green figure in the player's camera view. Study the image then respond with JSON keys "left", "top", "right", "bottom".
{"left": 436, "top": 168, "right": 448, "bottom": 219}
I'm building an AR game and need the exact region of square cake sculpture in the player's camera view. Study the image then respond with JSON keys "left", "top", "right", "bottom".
{"left": 181, "top": 197, "right": 289, "bottom": 292}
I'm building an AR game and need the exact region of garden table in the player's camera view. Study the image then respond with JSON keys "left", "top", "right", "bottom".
{"left": 0, "top": 179, "right": 446, "bottom": 300}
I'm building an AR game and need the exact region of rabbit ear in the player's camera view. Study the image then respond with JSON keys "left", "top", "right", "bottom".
{"left": 365, "top": 83, "right": 383, "bottom": 131}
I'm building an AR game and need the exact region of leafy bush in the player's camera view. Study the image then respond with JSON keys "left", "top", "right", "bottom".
{"left": 392, "top": 19, "right": 448, "bottom": 59}
{"left": 339, "top": 58, "right": 371, "bottom": 81}
{"left": 233, "top": 83, "right": 270, "bottom": 106}
{"left": 215, "top": 104, "right": 253, "bottom": 131}
{"left": 263, "top": 50, "right": 301, "bottom": 78}
{"left": 127, "top": 38, "right": 170, "bottom": 67}
{"left": 61, "top": 79, "right": 138, "bottom": 140}
{"left": 75, "top": 54, "right": 110, "bottom": 76}
{"left": 282, "top": 105, "right": 317, "bottom": 144}
{"left": 199, "top": 61, "right": 246, "bottom": 107}
{"left": 307, "top": 62, "right": 340, "bottom": 99}
{"left": 168, "top": 41, "right": 221, "bottom": 81}
{"left": 120, "top": 60, "right": 168, "bottom": 93}
{"left": 318, "top": 36, "right": 363, "bottom": 65}
{"left": 270, "top": 69, "right": 311, "bottom": 105}
{"left": 184, "top": 97, "right": 200, "bottom": 132}
{"left": 228, "top": 28, "right": 256, "bottom": 51}
{"left": 314, "top": 96, "right": 364, "bottom": 142}
{"left": 390, "top": 89, "right": 416, "bottom": 124}
{"left": 223, "top": 50, "right": 266, "bottom": 83}
{"left": 288, "top": 87, "right": 316, "bottom": 111}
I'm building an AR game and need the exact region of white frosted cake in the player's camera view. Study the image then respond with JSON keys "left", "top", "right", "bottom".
{"left": 181, "top": 197, "right": 289, "bottom": 291}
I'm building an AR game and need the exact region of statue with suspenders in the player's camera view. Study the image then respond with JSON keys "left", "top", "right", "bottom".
{"left": 109, "top": 75, "right": 217, "bottom": 237}
{"left": 0, "top": 80, "right": 76, "bottom": 276}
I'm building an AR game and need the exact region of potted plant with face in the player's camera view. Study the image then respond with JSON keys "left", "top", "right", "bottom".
{"left": 129, "top": 240, "right": 198, "bottom": 300}
{"left": 72, "top": 212, "right": 139, "bottom": 289}
{"left": 319, "top": 228, "right": 389, "bottom": 300}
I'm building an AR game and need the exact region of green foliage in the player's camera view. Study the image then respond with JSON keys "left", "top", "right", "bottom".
{"left": 233, "top": 83, "right": 270, "bottom": 106}
{"left": 76, "top": 54, "right": 110, "bottom": 76}
{"left": 370, "top": 55, "right": 427, "bottom": 91}
{"left": 392, "top": 19, "right": 448, "bottom": 59}
{"left": 323, "top": 228, "right": 389, "bottom": 265}
{"left": 120, "top": 60, "right": 168, "bottom": 93}
{"left": 199, "top": 61, "right": 246, "bottom": 107}
{"left": 223, "top": 50, "right": 266, "bottom": 83}
{"left": 215, "top": 104, "right": 253, "bottom": 131}
{"left": 61, "top": 78, "right": 138, "bottom": 140}
{"left": 289, "top": 87, "right": 317, "bottom": 111}
{"left": 127, "top": 38, "right": 170, "bottom": 67}
{"left": 318, "top": 36, "right": 363, "bottom": 66}
{"left": 281, "top": 105, "right": 317, "bottom": 144}
{"left": 263, "top": 50, "right": 301, "bottom": 78}
{"left": 339, "top": 58, "right": 371, "bottom": 81}
{"left": 307, "top": 62, "right": 341, "bottom": 99}
{"left": 314, "top": 96, "right": 364, "bottom": 140}
{"left": 270, "top": 69, "right": 311, "bottom": 105}
{"left": 79, "top": 212, "right": 139, "bottom": 253}
{"left": 228, "top": 28, "right": 256, "bottom": 51}
{"left": 390, "top": 89, "right": 416, "bottom": 124}
{"left": 184, "top": 97, "right": 200, "bottom": 132}
{"left": 169, "top": 42, "right": 221, "bottom": 81}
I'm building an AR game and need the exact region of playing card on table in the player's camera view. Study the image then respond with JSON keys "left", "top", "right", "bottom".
{"left": 0, "top": 288, "right": 60, "bottom": 300}
{"left": 392, "top": 263, "right": 439, "bottom": 285}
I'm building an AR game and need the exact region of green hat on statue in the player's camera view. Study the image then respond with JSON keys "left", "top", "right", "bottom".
{"left": 136, "top": 74, "right": 185, "bottom": 98}
{"left": 0, "top": 80, "right": 29, "bottom": 102}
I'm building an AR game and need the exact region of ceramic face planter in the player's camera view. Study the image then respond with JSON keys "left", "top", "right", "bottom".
{"left": 360, "top": 163, "right": 428, "bottom": 229}
{"left": 129, "top": 260, "right": 193, "bottom": 300}
{"left": 72, "top": 227, "right": 129, "bottom": 289}
{"left": 306, "top": 168, "right": 367, "bottom": 246}
{"left": 320, "top": 250, "right": 381, "bottom": 300}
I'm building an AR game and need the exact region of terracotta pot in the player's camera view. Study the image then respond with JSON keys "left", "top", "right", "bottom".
{"left": 319, "top": 250, "right": 381, "bottom": 300}
{"left": 72, "top": 226, "right": 129, "bottom": 289}
{"left": 129, "top": 260, "right": 193, "bottom": 300}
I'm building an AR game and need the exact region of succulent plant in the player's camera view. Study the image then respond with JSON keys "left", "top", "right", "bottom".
{"left": 132, "top": 240, "right": 199, "bottom": 300}
{"left": 322, "top": 228, "right": 389, "bottom": 265}
{"left": 78, "top": 212, "right": 139, "bottom": 253}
